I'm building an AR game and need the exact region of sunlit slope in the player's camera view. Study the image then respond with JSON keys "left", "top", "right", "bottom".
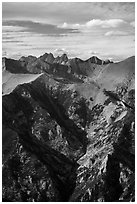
{"left": 66, "top": 56, "right": 135, "bottom": 108}
{"left": 95, "top": 56, "right": 135, "bottom": 90}
{"left": 2, "top": 70, "right": 43, "bottom": 95}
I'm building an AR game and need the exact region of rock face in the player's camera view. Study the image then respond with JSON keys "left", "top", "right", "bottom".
{"left": 3, "top": 53, "right": 113, "bottom": 76}
{"left": 3, "top": 57, "right": 29, "bottom": 73}
{"left": 2, "top": 53, "right": 135, "bottom": 202}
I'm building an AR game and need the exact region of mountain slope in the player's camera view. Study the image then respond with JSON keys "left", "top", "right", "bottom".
{"left": 2, "top": 70, "right": 43, "bottom": 95}
{"left": 95, "top": 56, "right": 135, "bottom": 90}
{"left": 2, "top": 53, "right": 135, "bottom": 202}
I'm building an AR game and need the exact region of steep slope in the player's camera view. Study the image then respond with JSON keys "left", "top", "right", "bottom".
{"left": 68, "top": 57, "right": 135, "bottom": 202}
{"left": 2, "top": 57, "right": 29, "bottom": 73}
{"left": 2, "top": 74, "right": 89, "bottom": 201}
{"left": 95, "top": 56, "right": 135, "bottom": 90}
{"left": 70, "top": 91, "right": 135, "bottom": 201}
{"left": 2, "top": 70, "right": 43, "bottom": 95}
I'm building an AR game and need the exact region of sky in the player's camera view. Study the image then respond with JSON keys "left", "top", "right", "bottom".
{"left": 2, "top": 2, "right": 135, "bottom": 61}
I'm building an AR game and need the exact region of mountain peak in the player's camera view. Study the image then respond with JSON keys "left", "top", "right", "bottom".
{"left": 88, "top": 56, "right": 113, "bottom": 65}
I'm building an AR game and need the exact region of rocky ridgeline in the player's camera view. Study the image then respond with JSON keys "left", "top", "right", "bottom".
{"left": 2, "top": 53, "right": 113, "bottom": 76}
{"left": 2, "top": 53, "right": 135, "bottom": 201}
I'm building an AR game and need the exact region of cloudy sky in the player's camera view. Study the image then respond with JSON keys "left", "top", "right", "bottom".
{"left": 2, "top": 2, "right": 135, "bottom": 61}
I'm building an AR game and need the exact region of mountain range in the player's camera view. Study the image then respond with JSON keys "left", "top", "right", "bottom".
{"left": 2, "top": 53, "right": 135, "bottom": 202}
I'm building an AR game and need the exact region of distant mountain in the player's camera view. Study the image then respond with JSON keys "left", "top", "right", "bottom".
{"left": 2, "top": 53, "right": 113, "bottom": 75}
{"left": 2, "top": 52, "right": 135, "bottom": 202}
{"left": 2, "top": 57, "right": 29, "bottom": 73}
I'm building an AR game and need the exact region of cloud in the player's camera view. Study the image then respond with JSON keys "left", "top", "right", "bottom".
{"left": 2, "top": 2, "right": 135, "bottom": 25}
{"left": 86, "top": 19, "right": 126, "bottom": 28}
{"left": 105, "top": 30, "right": 128, "bottom": 36}
{"left": 130, "top": 21, "right": 135, "bottom": 27}
{"left": 2, "top": 3, "right": 135, "bottom": 62}
{"left": 89, "top": 50, "right": 100, "bottom": 55}
{"left": 59, "top": 19, "right": 127, "bottom": 31}
{"left": 53, "top": 48, "right": 68, "bottom": 56}
{"left": 3, "top": 20, "right": 79, "bottom": 35}
{"left": 59, "top": 22, "right": 81, "bottom": 29}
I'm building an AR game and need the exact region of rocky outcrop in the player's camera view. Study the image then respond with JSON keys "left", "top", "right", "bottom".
{"left": 2, "top": 88, "right": 79, "bottom": 201}
{"left": 89, "top": 56, "right": 112, "bottom": 65}
{"left": 2, "top": 73, "right": 90, "bottom": 201}
{"left": 69, "top": 100, "right": 135, "bottom": 201}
